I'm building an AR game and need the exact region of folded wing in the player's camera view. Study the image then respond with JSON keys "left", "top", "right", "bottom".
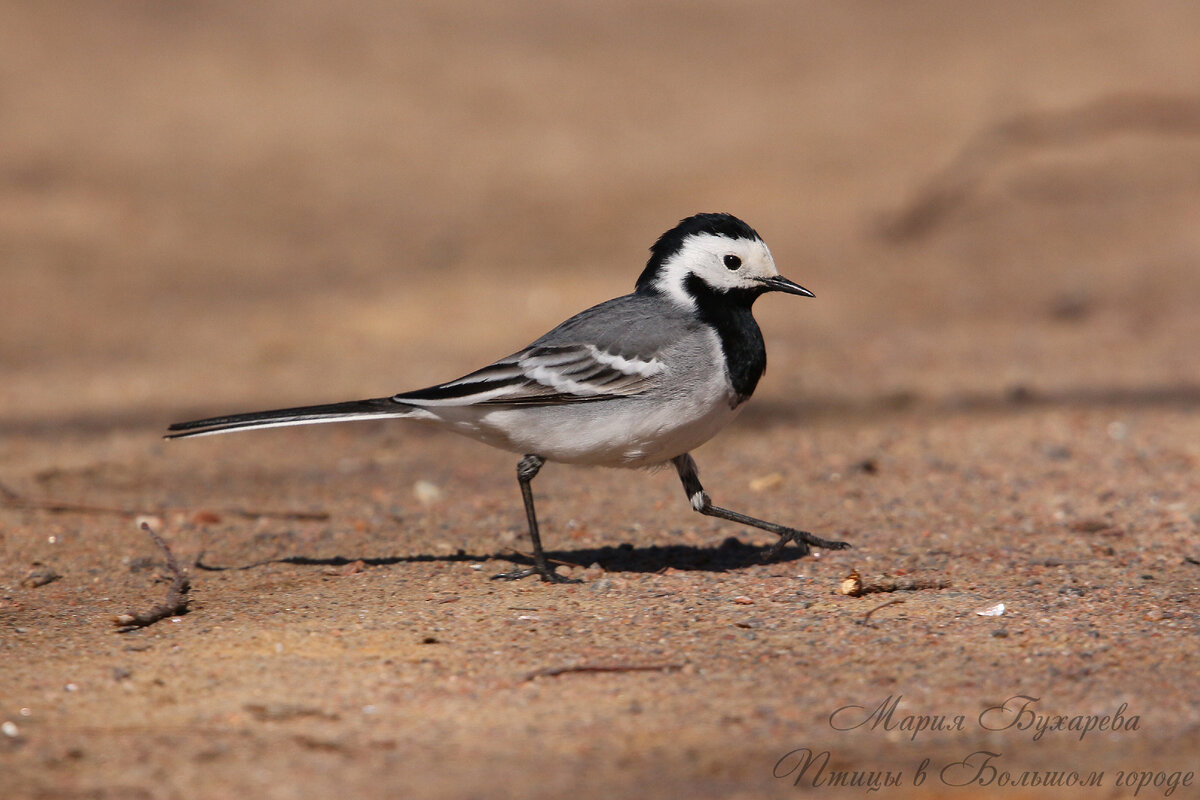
{"left": 395, "top": 343, "right": 665, "bottom": 407}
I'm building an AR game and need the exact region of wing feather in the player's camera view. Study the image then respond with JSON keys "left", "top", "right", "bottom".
{"left": 395, "top": 344, "right": 664, "bottom": 407}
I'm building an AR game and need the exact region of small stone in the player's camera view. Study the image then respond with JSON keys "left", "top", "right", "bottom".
{"left": 21, "top": 566, "right": 62, "bottom": 588}
{"left": 839, "top": 569, "right": 863, "bottom": 597}
{"left": 191, "top": 510, "right": 222, "bottom": 526}
{"left": 413, "top": 480, "right": 443, "bottom": 506}
{"left": 1042, "top": 444, "right": 1072, "bottom": 460}
{"left": 1, "top": 721, "right": 18, "bottom": 738}
{"left": 748, "top": 473, "right": 785, "bottom": 492}
{"left": 976, "top": 602, "right": 1006, "bottom": 617}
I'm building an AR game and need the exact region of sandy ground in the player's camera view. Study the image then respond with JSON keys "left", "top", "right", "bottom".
{"left": 2, "top": 2, "right": 1199, "bottom": 798}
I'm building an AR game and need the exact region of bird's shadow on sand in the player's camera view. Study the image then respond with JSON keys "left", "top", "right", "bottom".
{"left": 194, "top": 536, "right": 810, "bottom": 576}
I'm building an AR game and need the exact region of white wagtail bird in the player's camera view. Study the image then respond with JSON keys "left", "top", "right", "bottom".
{"left": 168, "top": 213, "right": 850, "bottom": 581}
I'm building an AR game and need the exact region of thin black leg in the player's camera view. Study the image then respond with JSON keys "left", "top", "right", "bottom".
{"left": 491, "top": 454, "right": 577, "bottom": 583}
{"left": 671, "top": 453, "right": 850, "bottom": 560}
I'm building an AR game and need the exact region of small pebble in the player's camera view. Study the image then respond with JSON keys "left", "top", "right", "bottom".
{"left": 2, "top": 721, "right": 18, "bottom": 738}
{"left": 413, "top": 480, "right": 443, "bottom": 506}
{"left": 21, "top": 566, "right": 62, "bottom": 588}
{"left": 749, "top": 473, "right": 784, "bottom": 492}
{"left": 839, "top": 569, "right": 863, "bottom": 597}
{"left": 976, "top": 602, "right": 1006, "bottom": 617}
{"left": 191, "top": 509, "right": 221, "bottom": 526}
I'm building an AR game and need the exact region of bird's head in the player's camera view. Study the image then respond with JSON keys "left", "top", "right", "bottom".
{"left": 635, "top": 213, "right": 813, "bottom": 307}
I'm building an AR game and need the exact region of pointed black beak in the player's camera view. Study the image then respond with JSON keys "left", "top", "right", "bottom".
{"left": 761, "top": 275, "right": 814, "bottom": 297}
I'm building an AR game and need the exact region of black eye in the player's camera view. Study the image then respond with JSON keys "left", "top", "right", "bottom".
{"left": 723, "top": 254, "right": 742, "bottom": 270}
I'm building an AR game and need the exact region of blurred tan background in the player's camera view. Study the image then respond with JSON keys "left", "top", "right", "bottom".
{"left": 3, "top": 4, "right": 1200, "bottom": 799}
{"left": 4, "top": 0, "right": 1198, "bottom": 432}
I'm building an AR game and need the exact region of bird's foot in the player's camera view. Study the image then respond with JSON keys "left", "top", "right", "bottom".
{"left": 762, "top": 528, "right": 852, "bottom": 562}
{"left": 490, "top": 564, "right": 580, "bottom": 584}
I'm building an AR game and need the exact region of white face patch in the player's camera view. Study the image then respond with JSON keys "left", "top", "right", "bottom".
{"left": 651, "top": 233, "right": 779, "bottom": 307}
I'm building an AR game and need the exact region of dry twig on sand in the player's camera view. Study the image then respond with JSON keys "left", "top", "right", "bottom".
{"left": 114, "top": 523, "right": 191, "bottom": 630}
{"left": 859, "top": 598, "right": 906, "bottom": 628}
{"left": 524, "top": 663, "right": 682, "bottom": 682}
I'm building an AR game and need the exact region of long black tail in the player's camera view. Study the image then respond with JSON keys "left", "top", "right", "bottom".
{"left": 166, "top": 397, "right": 414, "bottom": 439}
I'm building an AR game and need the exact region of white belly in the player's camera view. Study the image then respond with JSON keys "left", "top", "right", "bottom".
{"left": 428, "top": 378, "right": 743, "bottom": 467}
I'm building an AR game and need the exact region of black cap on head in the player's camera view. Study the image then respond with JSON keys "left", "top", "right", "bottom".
{"left": 636, "top": 213, "right": 762, "bottom": 291}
